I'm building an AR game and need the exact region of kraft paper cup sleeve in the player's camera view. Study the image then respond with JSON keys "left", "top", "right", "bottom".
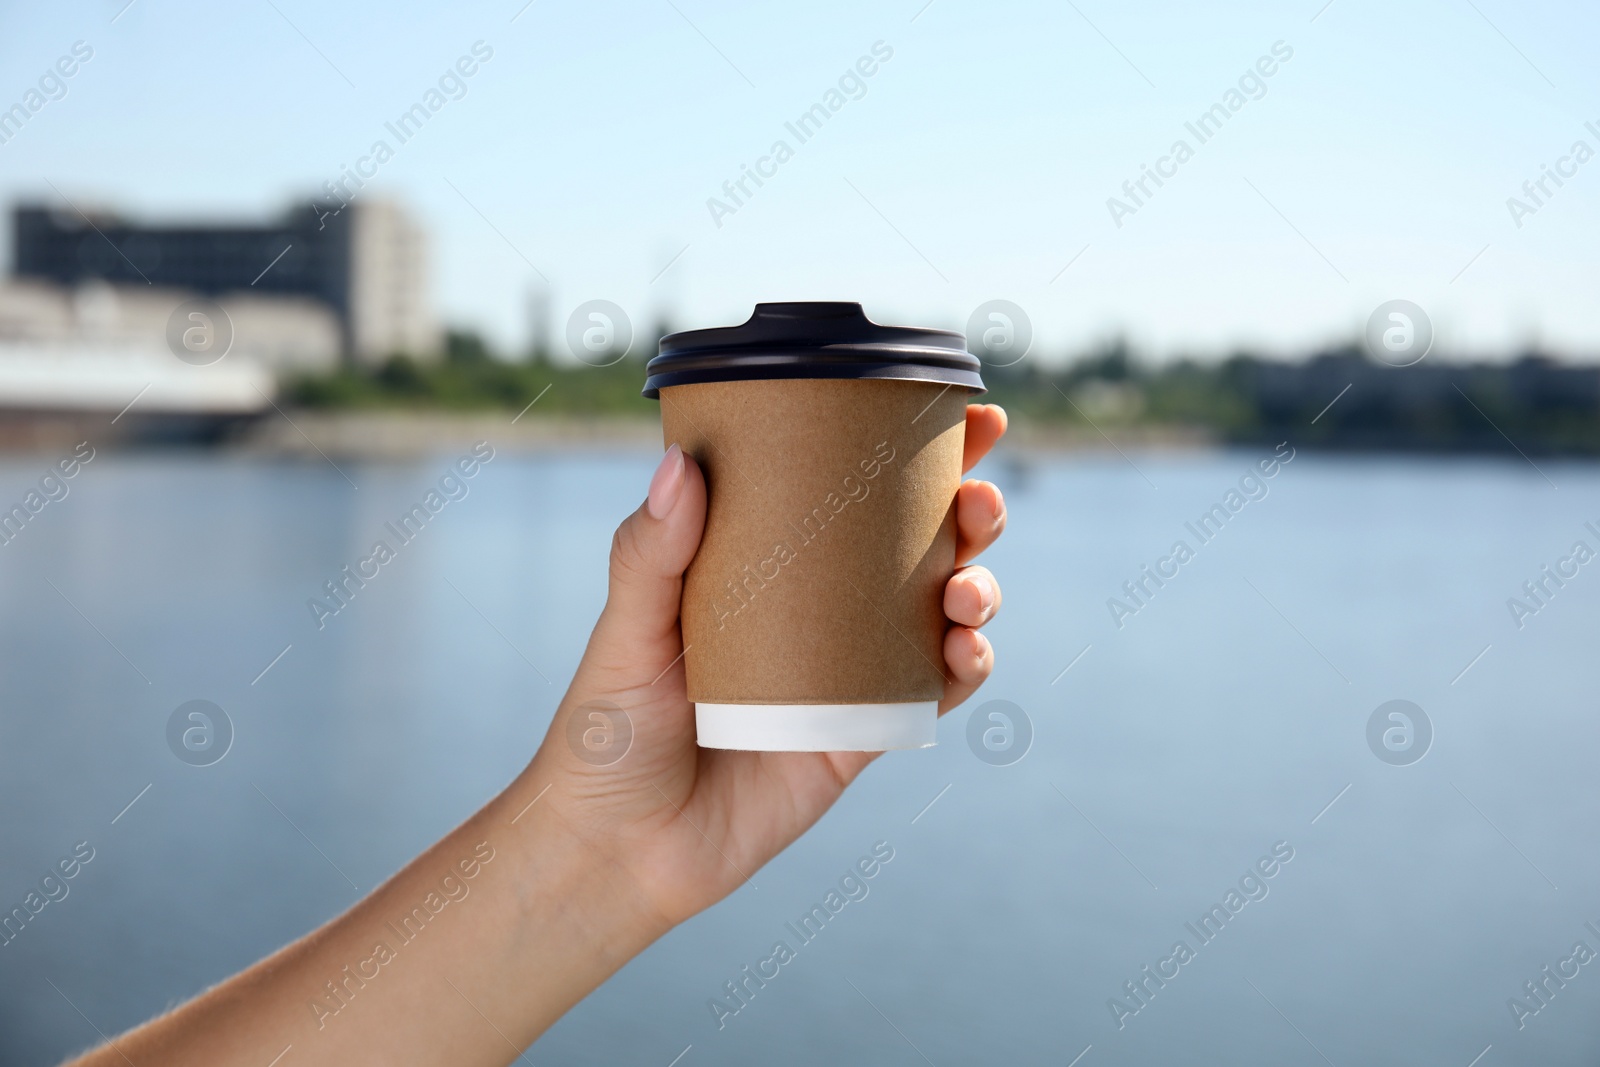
{"left": 661, "top": 378, "right": 967, "bottom": 737}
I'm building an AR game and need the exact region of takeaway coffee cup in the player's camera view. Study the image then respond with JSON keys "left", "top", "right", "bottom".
{"left": 643, "top": 302, "right": 985, "bottom": 751}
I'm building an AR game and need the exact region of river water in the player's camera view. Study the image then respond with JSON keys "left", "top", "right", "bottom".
{"left": 1, "top": 444, "right": 1597, "bottom": 1065}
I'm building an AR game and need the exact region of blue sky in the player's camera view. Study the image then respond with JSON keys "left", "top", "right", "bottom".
{"left": 2, "top": 0, "right": 1597, "bottom": 363}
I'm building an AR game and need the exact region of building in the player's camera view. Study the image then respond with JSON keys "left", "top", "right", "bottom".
{"left": 0, "top": 277, "right": 341, "bottom": 373}
{"left": 10, "top": 198, "right": 438, "bottom": 364}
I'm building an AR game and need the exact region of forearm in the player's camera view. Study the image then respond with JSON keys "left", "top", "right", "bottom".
{"left": 67, "top": 764, "right": 670, "bottom": 1066}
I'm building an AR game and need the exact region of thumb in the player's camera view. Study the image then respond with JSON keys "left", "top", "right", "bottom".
{"left": 589, "top": 444, "right": 706, "bottom": 672}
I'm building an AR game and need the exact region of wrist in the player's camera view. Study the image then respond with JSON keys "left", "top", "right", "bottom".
{"left": 491, "top": 769, "right": 675, "bottom": 976}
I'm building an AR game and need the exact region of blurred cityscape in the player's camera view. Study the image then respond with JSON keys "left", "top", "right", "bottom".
{"left": 3, "top": 195, "right": 1599, "bottom": 454}
{"left": 0, "top": 195, "right": 437, "bottom": 446}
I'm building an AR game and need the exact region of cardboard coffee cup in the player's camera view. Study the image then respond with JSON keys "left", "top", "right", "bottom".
{"left": 643, "top": 302, "right": 985, "bottom": 751}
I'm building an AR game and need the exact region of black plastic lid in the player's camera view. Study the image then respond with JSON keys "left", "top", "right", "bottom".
{"left": 643, "top": 302, "right": 985, "bottom": 398}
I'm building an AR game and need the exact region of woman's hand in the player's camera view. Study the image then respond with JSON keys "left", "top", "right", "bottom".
{"left": 65, "top": 405, "right": 1008, "bottom": 1066}
{"left": 524, "top": 403, "right": 1009, "bottom": 927}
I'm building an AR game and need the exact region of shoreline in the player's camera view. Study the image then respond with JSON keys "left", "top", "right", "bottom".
{"left": 240, "top": 411, "right": 668, "bottom": 458}
{"left": 0, "top": 409, "right": 1595, "bottom": 461}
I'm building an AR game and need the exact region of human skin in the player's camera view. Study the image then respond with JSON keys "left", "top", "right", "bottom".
{"left": 63, "top": 404, "right": 1008, "bottom": 1067}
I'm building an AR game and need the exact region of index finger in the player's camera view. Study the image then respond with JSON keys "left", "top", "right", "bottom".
{"left": 963, "top": 404, "right": 1008, "bottom": 473}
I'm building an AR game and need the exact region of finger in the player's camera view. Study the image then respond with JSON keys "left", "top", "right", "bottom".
{"left": 961, "top": 403, "right": 1008, "bottom": 473}
{"left": 943, "top": 565, "right": 1001, "bottom": 629}
{"left": 937, "top": 626, "right": 993, "bottom": 717}
{"left": 955, "top": 478, "right": 1006, "bottom": 566}
{"left": 589, "top": 445, "right": 707, "bottom": 672}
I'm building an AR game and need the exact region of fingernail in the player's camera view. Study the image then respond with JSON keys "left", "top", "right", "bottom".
{"left": 988, "top": 483, "right": 1004, "bottom": 519}
{"left": 970, "top": 573, "right": 995, "bottom": 613}
{"left": 648, "top": 444, "right": 684, "bottom": 520}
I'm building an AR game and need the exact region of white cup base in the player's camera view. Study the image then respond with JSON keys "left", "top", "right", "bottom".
{"left": 695, "top": 701, "right": 938, "bottom": 752}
